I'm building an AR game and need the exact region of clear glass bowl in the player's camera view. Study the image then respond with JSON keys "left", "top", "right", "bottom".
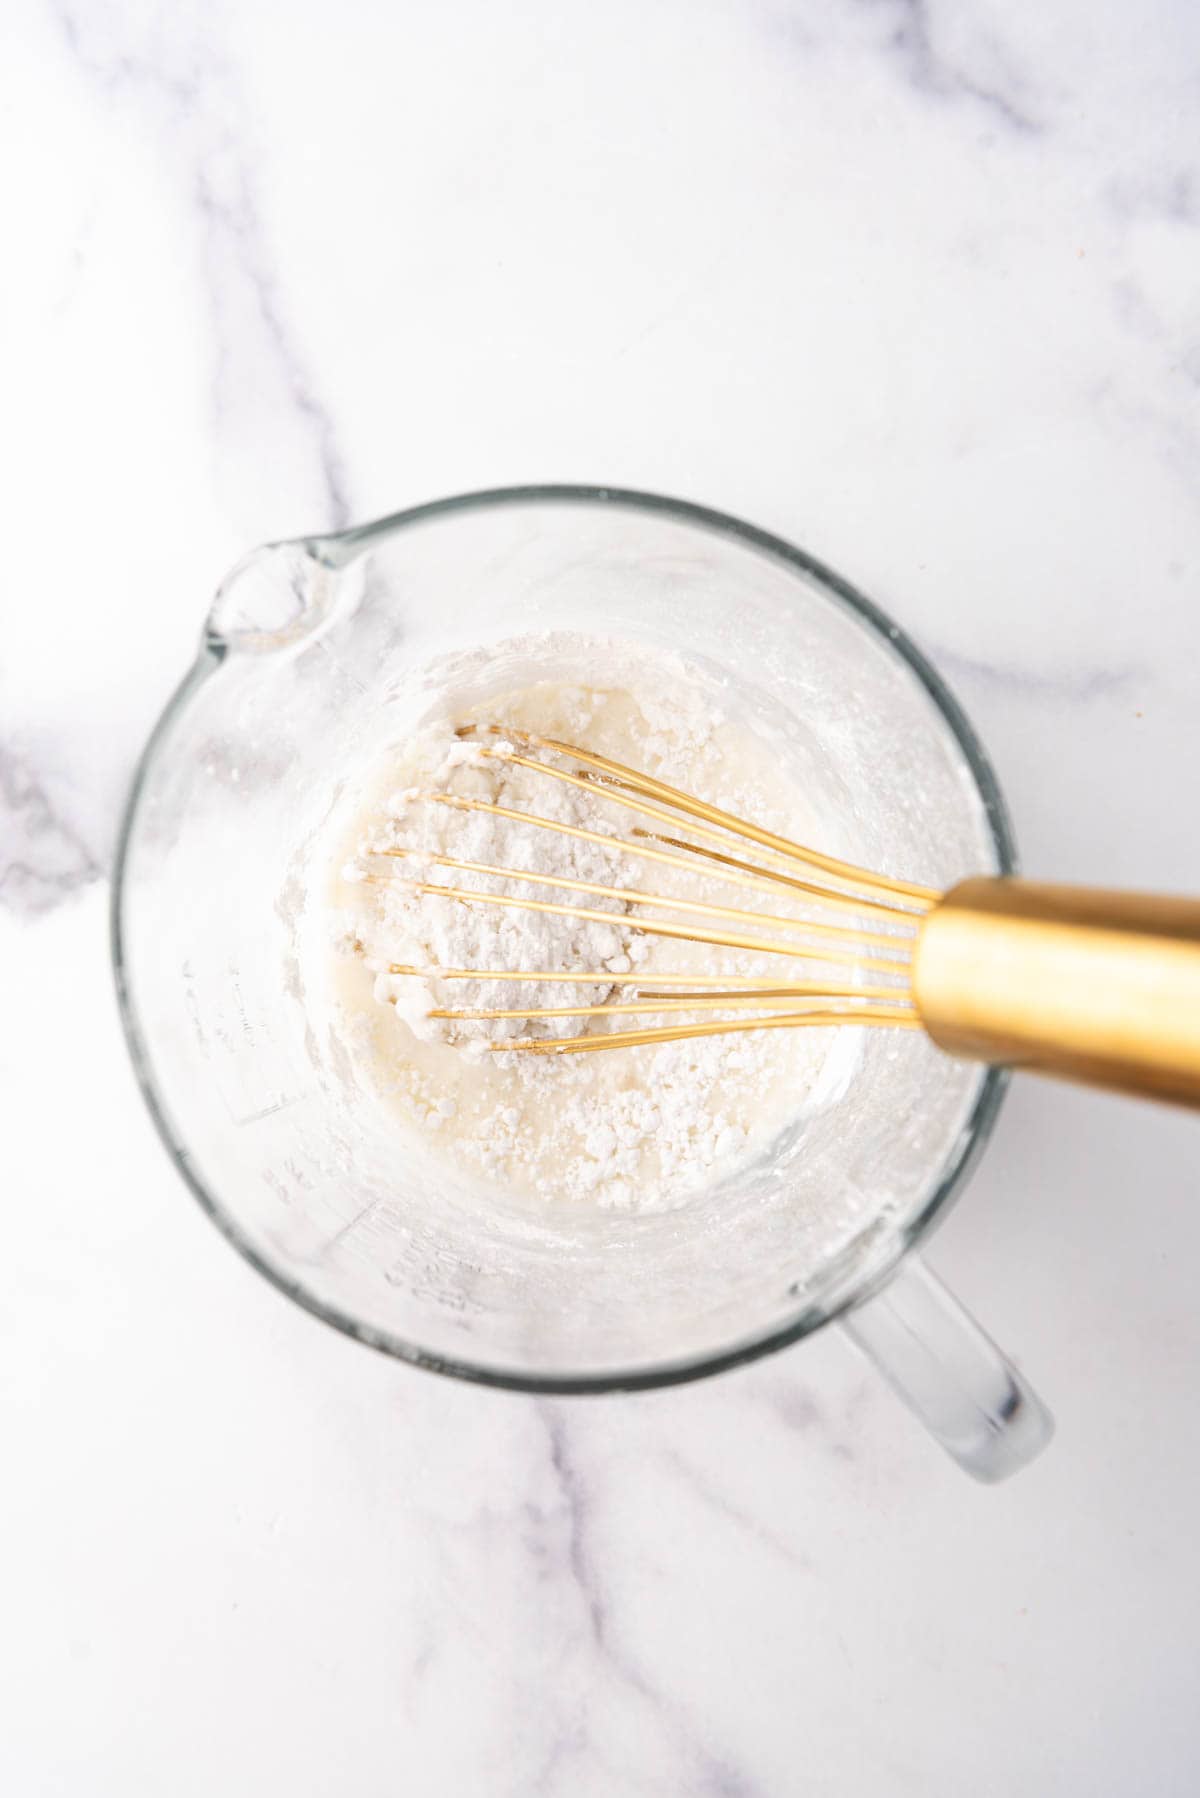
{"left": 113, "top": 488, "right": 1050, "bottom": 1478}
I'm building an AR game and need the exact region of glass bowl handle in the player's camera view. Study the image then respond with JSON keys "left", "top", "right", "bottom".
{"left": 841, "top": 1255, "right": 1053, "bottom": 1481}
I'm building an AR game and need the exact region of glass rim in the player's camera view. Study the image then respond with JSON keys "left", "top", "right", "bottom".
{"left": 111, "top": 483, "right": 1016, "bottom": 1395}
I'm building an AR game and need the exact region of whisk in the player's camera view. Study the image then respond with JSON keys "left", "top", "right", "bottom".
{"left": 378, "top": 725, "right": 1200, "bottom": 1111}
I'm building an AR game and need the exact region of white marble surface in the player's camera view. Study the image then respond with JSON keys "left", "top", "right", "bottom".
{"left": 4, "top": 0, "right": 1200, "bottom": 1791}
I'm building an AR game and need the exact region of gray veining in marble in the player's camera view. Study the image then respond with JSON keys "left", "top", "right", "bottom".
{"left": 3, "top": 0, "right": 1200, "bottom": 1791}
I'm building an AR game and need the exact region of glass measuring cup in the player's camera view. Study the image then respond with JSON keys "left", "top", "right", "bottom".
{"left": 113, "top": 487, "right": 1052, "bottom": 1480}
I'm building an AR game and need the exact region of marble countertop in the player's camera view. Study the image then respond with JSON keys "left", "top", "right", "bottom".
{"left": 5, "top": 1, "right": 1200, "bottom": 1791}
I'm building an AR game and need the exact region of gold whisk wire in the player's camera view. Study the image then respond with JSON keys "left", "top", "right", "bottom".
{"left": 454, "top": 725, "right": 939, "bottom": 908}
{"left": 376, "top": 727, "right": 932, "bottom": 1052}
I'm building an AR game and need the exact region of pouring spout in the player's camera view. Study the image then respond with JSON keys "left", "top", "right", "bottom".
{"left": 205, "top": 539, "right": 361, "bottom": 655}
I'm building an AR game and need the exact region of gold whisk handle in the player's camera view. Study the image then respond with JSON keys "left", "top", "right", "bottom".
{"left": 913, "top": 879, "right": 1200, "bottom": 1110}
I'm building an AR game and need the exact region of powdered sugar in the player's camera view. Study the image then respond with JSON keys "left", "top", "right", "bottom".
{"left": 330, "top": 651, "right": 839, "bottom": 1212}
{"left": 362, "top": 730, "right": 641, "bottom": 1048}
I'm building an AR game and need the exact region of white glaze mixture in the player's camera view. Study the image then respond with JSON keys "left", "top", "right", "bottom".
{"left": 328, "top": 643, "right": 863, "bottom": 1212}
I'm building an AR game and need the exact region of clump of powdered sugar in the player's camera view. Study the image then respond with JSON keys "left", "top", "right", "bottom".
{"left": 351, "top": 728, "right": 647, "bottom": 1047}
